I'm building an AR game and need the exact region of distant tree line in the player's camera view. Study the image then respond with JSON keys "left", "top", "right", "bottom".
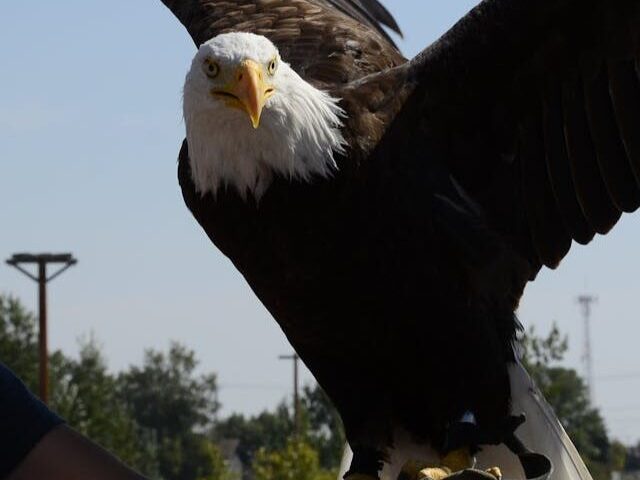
{"left": 1, "top": 293, "right": 638, "bottom": 480}
{"left": 214, "top": 382, "right": 345, "bottom": 479}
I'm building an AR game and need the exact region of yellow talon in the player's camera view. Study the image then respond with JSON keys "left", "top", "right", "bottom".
{"left": 418, "top": 467, "right": 452, "bottom": 480}
{"left": 400, "top": 460, "right": 432, "bottom": 480}
{"left": 485, "top": 467, "right": 502, "bottom": 479}
{"left": 400, "top": 448, "right": 479, "bottom": 480}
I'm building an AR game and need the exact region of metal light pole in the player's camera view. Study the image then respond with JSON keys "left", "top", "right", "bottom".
{"left": 6, "top": 253, "right": 77, "bottom": 404}
{"left": 279, "top": 353, "right": 301, "bottom": 436}
{"left": 577, "top": 294, "right": 597, "bottom": 403}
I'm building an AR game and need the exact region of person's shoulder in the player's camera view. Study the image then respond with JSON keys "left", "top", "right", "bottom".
{"left": 0, "top": 363, "right": 64, "bottom": 478}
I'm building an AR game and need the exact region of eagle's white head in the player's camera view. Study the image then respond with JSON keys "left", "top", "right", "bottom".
{"left": 183, "top": 32, "right": 346, "bottom": 199}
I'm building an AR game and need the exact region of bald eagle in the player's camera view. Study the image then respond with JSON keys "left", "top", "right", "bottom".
{"left": 159, "top": 0, "right": 640, "bottom": 478}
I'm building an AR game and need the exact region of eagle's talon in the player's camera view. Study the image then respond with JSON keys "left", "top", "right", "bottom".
{"left": 485, "top": 467, "right": 502, "bottom": 479}
{"left": 418, "top": 467, "right": 453, "bottom": 480}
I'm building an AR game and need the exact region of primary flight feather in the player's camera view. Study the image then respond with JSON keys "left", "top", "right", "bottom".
{"left": 159, "top": 0, "right": 640, "bottom": 478}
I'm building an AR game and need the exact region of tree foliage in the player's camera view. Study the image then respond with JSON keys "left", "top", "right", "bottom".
{"left": 118, "top": 343, "right": 218, "bottom": 438}
{"left": 118, "top": 342, "right": 223, "bottom": 480}
{"left": 214, "top": 384, "right": 345, "bottom": 476}
{"left": 252, "top": 438, "right": 336, "bottom": 480}
{"left": 214, "top": 403, "right": 293, "bottom": 470}
{"left": 0, "top": 295, "right": 39, "bottom": 391}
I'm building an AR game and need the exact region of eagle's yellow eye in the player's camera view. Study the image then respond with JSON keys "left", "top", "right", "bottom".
{"left": 268, "top": 58, "right": 278, "bottom": 76}
{"left": 203, "top": 59, "right": 220, "bottom": 79}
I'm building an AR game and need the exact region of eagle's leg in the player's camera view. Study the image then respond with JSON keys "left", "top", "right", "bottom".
{"left": 397, "top": 448, "right": 474, "bottom": 480}
{"left": 344, "top": 447, "right": 385, "bottom": 480}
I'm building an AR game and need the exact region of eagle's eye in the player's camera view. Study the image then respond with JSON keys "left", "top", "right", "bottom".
{"left": 268, "top": 58, "right": 278, "bottom": 76}
{"left": 203, "top": 59, "right": 220, "bottom": 79}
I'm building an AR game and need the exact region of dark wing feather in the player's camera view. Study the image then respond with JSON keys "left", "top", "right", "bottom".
{"left": 158, "top": 0, "right": 404, "bottom": 84}
{"left": 367, "top": 0, "right": 640, "bottom": 273}
{"left": 324, "top": 0, "right": 402, "bottom": 43}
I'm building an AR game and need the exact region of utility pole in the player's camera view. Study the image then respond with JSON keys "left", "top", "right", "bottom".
{"left": 6, "top": 253, "right": 77, "bottom": 404}
{"left": 279, "top": 353, "right": 301, "bottom": 436}
{"left": 577, "top": 294, "right": 597, "bottom": 402}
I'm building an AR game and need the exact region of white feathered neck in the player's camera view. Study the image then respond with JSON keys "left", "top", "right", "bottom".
{"left": 183, "top": 33, "right": 346, "bottom": 200}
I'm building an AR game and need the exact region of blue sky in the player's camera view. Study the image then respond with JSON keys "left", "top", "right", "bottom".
{"left": 2, "top": 1, "right": 640, "bottom": 443}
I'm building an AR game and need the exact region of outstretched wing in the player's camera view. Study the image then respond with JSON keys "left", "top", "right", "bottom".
{"left": 159, "top": 0, "right": 404, "bottom": 84}
{"left": 379, "top": 0, "right": 640, "bottom": 274}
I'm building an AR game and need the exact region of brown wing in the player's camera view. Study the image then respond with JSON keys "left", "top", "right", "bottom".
{"left": 158, "top": 0, "right": 405, "bottom": 84}
{"left": 369, "top": 0, "right": 640, "bottom": 274}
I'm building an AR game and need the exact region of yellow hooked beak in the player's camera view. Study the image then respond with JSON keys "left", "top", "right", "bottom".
{"left": 212, "top": 59, "right": 274, "bottom": 129}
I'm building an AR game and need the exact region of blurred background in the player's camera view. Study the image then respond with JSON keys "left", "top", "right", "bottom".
{"left": 1, "top": 1, "right": 640, "bottom": 479}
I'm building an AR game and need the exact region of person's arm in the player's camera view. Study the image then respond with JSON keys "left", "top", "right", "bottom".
{"left": 0, "top": 363, "right": 149, "bottom": 480}
{"left": 7, "top": 424, "right": 148, "bottom": 480}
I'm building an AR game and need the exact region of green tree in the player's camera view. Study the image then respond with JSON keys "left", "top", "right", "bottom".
{"left": 214, "top": 385, "right": 345, "bottom": 475}
{"left": 609, "top": 441, "right": 627, "bottom": 472}
{"left": 624, "top": 442, "right": 640, "bottom": 470}
{"left": 213, "top": 385, "right": 345, "bottom": 478}
{"left": 301, "top": 384, "right": 345, "bottom": 470}
{"left": 168, "top": 434, "right": 233, "bottom": 480}
{"left": 0, "top": 295, "right": 40, "bottom": 390}
{"left": 118, "top": 342, "right": 225, "bottom": 480}
{"left": 214, "top": 403, "right": 294, "bottom": 471}
{"left": 252, "top": 438, "right": 336, "bottom": 480}
{"left": 118, "top": 343, "right": 218, "bottom": 437}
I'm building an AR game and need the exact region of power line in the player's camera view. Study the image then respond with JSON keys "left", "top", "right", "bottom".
{"left": 602, "top": 406, "right": 640, "bottom": 413}
{"left": 597, "top": 372, "right": 640, "bottom": 381}
{"left": 219, "top": 382, "right": 289, "bottom": 391}
{"left": 603, "top": 417, "right": 640, "bottom": 423}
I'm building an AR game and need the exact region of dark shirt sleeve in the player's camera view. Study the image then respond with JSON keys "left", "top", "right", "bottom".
{"left": 0, "top": 362, "right": 64, "bottom": 478}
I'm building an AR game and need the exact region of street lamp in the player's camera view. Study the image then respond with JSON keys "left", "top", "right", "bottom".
{"left": 6, "top": 253, "right": 77, "bottom": 403}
